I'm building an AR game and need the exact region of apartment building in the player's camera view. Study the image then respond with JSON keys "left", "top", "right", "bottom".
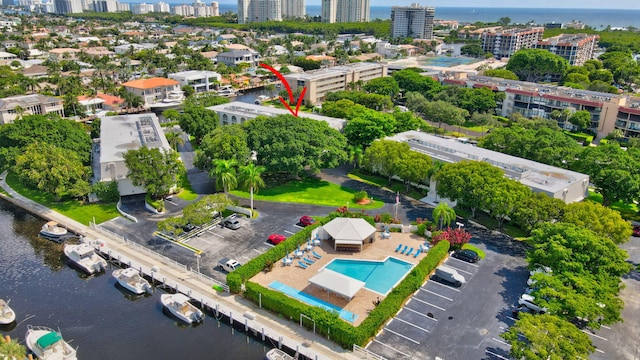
{"left": 481, "top": 27, "right": 544, "bottom": 59}
{"left": 98, "top": 113, "right": 172, "bottom": 196}
{"left": 336, "top": 0, "right": 369, "bottom": 22}
{"left": 53, "top": 0, "right": 82, "bottom": 14}
{"left": 0, "top": 94, "right": 64, "bottom": 125}
{"left": 131, "top": 2, "right": 154, "bottom": 14}
{"left": 284, "top": 62, "right": 387, "bottom": 105}
{"left": 535, "top": 34, "right": 599, "bottom": 66}
{"left": 390, "top": 3, "right": 435, "bottom": 39}
{"left": 282, "top": 0, "right": 305, "bottom": 19}
{"left": 168, "top": 70, "right": 222, "bottom": 93}
{"left": 238, "top": 0, "right": 282, "bottom": 23}
{"left": 121, "top": 78, "right": 182, "bottom": 107}
{"left": 614, "top": 98, "right": 640, "bottom": 140}
{"left": 387, "top": 131, "right": 589, "bottom": 204}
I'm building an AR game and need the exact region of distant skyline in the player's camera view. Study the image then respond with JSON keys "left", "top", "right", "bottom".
{"left": 212, "top": 0, "right": 639, "bottom": 10}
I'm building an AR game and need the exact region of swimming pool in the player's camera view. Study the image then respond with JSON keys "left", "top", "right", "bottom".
{"left": 325, "top": 257, "right": 414, "bottom": 295}
{"left": 417, "top": 56, "right": 478, "bottom": 67}
{"left": 268, "top": 281, "right": 358, "bottom": 322}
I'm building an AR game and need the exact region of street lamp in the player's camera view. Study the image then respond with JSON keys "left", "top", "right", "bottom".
{"left": 456, "top": 222, "right": 464, "bottom": 230}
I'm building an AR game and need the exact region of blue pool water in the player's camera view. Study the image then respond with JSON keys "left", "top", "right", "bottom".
{"left": 418, "top": 56, "right": 478, "bottom": 67}
{"left": 268, "top": 281, "right": 358, "bottom": 322}
{"left": 325, "top": 257, "right": 414, "bottom": 295}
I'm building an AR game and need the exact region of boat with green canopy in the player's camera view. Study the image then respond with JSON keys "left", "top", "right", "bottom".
{"left": 25, "top": 325, "right": 77, "bottom": 360}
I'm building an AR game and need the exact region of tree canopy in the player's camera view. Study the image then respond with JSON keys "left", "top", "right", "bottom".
{"left": 123, "top": 147, "right": 183, "bottom": 200}
{"left": 243, "top": 115, "right": 348, "bottom": 176}
{"left": 195, "top": 124, "right": 250, "bottom": 169}
{"left": 562, "top": 201, "right": 632, "bottom": 244}
{"left": 505, "top": 49, "right": 570, "bottom": 82}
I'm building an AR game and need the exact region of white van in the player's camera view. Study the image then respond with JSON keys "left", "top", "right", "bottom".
{"left": 434, "top": 265, "right": 466, "bottom": 287}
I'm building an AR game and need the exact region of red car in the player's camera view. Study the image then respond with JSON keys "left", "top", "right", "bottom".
{"left": 299, "top": 216, "right": 316, "bottom": 227}
{"left": 633, "top": 226, "right": 640, "bottom": 237}
{"left": 268, "top": 233, "right": 286, "bottom": 245}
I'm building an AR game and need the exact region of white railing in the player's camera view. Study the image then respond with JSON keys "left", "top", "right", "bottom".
{"left": 353, "top": 345, "right": 387, "bottom": 360}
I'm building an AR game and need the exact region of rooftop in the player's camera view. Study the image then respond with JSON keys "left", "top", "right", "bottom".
{"left": 99, "top": 113, "right": 171, "bottom": 164}
{"left": 0, "top": 94, "right": 60, "bottom": 111}
{"left": 122, "top": 77, "right": 180, "bottom": 90}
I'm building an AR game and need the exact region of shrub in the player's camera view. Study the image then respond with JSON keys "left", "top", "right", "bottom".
{"left": 374, "top": 213, "right": 393, "bottom": 224}
{"left": 352, "top": 190, "right": 368, "bottom": 203}
{"left": 431, "top": 227, "right": 471, "bottom": 249}
{"left": 92, "top": 181, "right": 120, "bottom": 203}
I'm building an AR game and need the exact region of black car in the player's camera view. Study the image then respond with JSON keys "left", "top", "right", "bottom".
{"left": 451, "top": 249, "right": 480, "bottom": 263}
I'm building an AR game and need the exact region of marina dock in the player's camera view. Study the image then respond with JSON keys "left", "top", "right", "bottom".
{"left": 0, "top": 172, "right": 362, "bottom": 360}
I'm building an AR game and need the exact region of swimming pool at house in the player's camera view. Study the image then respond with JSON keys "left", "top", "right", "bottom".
{"left": 324, "top": 257, "right": 414, "bottom": 295}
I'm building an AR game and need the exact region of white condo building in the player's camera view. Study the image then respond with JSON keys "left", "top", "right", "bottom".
{"left": 282, "top": 0, "right": 304, "bottom": 19}
{"left": 239, "top": 0, "right": 282, "bottom": 23}
{"left": 131, "top": 2, "right": 154, "bottom": 14}
{"left": 390, "top": 3, "right": 435, "bottom": 39}
{"left": 323, "top": 0, "right": 369, "bottom": 23}
{"left": 154, "top": 1, "right": 170, "bottom": 13}
{"left": 54, "top": 0, "right": 82, "bottom": 14}
{"left": 93, "top": 0, "right": 117, "bottom": 12}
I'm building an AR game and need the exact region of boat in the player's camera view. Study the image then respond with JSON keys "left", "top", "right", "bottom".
{"left": 63, "top": 243, "right": 108, "bottom": 274}
{"left": 25, "top": 325, "right": 77, "bottom": 360}
{"left": 160, "top": 293, "right": 203, "bottom": 324}
{"left": 39, "top": 221, "right": 68, "bottom": 242}
{"left": 254, "top": 95, "right": 270, "bottom": 104}
{"left": 112, "top": 268, "right": 152, "bottom": 295}
{"left": 0, "top": 299, "right": 15, "bottom": 324}
{"left": 265, "top": 348, "right": 294, "bottom": 360}
{"left": 215, "top": 85, "right": 237, "bottom": 98}
{"left": 149, "top": 89, "right": 185, "bottom": 110}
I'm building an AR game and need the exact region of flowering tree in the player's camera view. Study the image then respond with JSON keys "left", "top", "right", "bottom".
{"left": 431, "top": 227, "right": 471, "bottom": 249}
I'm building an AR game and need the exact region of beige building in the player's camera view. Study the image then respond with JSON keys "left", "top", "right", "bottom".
{"left": 535, "top": 34, "right": 599, "bottom": 66}
{"left": 284, "top": 62, "right": 388, "bottom": 105}
{"left": 481, "top": 27, "right": 544, "bottom": 59}
{"left": 121, "top": 77, "right": 182, "bottom": 107}
{"left": 0, "top": 94, "right": 64, "bottom": 125}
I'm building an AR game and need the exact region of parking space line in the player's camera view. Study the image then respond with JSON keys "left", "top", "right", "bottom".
{"left": 442, "top": 264, "right": 474, "bottom": 276}
{"left": 595, "top": 349, "right": 605, "bottom": 354}
{"left": 393, "top": 316, "right": 430, "bottom": 333}
{"left": 252, "top": 248, "right": 263, "bottom": 254}
{"left": 284, "top": 230, "right": 295, "bottom": 235}
{"left": 264, "top": 242, "right": 275, "bottom": 247}
{"left": 383, "top": 328, "right": 420, "bottom": 344}
{"left": 485, "top": 350, "right": 510, "bottom": 359}
{"left": 506, "top": 316, "right": 517, "bottom": 322}
{"left": 448, "top": 257, "right": 480, "bottom": 267}
{"left": 293, "top": 224, "right": 303, "bottom": 229}
{"left": 582, "top": 330, "right": 608, "bottom": 341}
{"left": 402, "top": 306, "right": 438, "bottom": 322}
{"left": 207, "top": 230, "right": 224, "bottom": 238}
{"left": 421, "top": 289, "right": 453, "bottom": 301}
{"left": 601, "top": 325, "right": 611, "bottom": 330}
{"left": 492, "top": 337, "right": 510, "bottom": 346}
{"left": 371, "top": 339, "right": 411, "bottom": 358}
{"left": 410, "top": 297, "right": 446, "bottom": 311}
{"left": 428, "top": 281, "right": 461, "bottom": 292}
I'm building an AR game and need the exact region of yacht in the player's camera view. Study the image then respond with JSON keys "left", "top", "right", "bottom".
{"left": 112, "top": 268, "right": 152, "bottom": 295}
{"left": 25, "top": 325, "right": 77, "bottom": 360}
{"left": 39, "top": 221, "right": 68, "bottom": 242}
{"left": 254, "top": 95, "right": 270, "bottom": 104}
{"left": 63, "top": 243, "right": 108, "bottom": 275}
{"left": 215, "top": 85, "right": 237, "bottom": 98}
{"left": 160, "top": 293, "right": 203, "bottom": 324}
{"left": 0, "top": 299, "right": 15, "bottom": 324}
{"left": 265, "top": 348, "right": 294, "bottom": 360}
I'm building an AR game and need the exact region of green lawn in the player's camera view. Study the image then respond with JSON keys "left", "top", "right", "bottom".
{"left": 454, "top": 206, "right": 529, "bottom": 239}
{"left": 176, "top": 173, "right": 198, "bottom": 201}
{"left": 463, "top": 243, "right": 486, "bottom": 259}
{"left": 6, "top": 172, "right": 120, "bottom": 225}
{"left": 348, "top": 169, "right": 428, "bottom": 201}
{"left": 586, "top": 190, "right": 640, "bottom": 222}
{"left": 230, "top": 177, "right": 384, "bottom": 209}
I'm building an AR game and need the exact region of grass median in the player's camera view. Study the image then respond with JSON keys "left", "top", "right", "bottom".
{"left": 230, "top": 176, "right": 384, "bottom": 209}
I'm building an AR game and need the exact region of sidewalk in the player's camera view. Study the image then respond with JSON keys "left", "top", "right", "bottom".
{"left": 0, "top": 171, "right": 357, "bottom": 360}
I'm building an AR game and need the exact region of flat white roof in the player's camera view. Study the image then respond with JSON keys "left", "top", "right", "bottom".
{"left": 309, "top": 268, "right": 365, "bottom": 299}
{"left": 207, "top": 102, "right": 346, "bottom": 131}
{"left": 387, "top": 131, "right": 589, "bottom": 196}
{"left": 99, "top": 113, "right": 171, "bottom": 163}
{"left": 168, "top": 70, "right": 220, "bottom": 80}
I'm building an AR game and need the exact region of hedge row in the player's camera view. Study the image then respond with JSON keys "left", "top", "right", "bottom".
{"left": 230, "top": 213, "right": 450, "bottom": 348}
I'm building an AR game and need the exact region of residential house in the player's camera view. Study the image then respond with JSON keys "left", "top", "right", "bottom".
{"left": 20, "top": 64, "right": 49, "bottom": 79}
{"left": 113, "top": 43, "right": 156, "bottom": 55}
{"left": 121, "top": 77, "right": 182, "bottom": 107}
{"left": 168, "top": 70, "right": 222, "bottom": 93}
{"left": 216, "top": 49, "right": 261, "bottom": 67}
{"left": 0, "top": 94, "right": 64, "bottom": 125}
{"left": 78, "top": 93, "right": 125, "bottom": 114}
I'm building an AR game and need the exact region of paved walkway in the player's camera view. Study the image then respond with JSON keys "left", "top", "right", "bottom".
{"left": 0, "top": 171, "right": 358, "bottom": 360}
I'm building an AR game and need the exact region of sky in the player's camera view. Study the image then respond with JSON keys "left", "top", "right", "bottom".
{"left": 295, "top": 0, "right": 640, "bottom": 9}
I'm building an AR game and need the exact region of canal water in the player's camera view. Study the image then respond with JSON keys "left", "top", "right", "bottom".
{"left": 0, "top": 201, "right": 274, "bottom": 359}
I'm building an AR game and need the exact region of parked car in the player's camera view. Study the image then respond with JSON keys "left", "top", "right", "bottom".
{"left": 299, "top": 216, "right": 316, "bottom": 227}
{"left": 181, "top": 223, "right": 197, "bottom": 233}
{"left": 451, "top": 249, "right": 480, "bottom": 263}
{"left": 518, "top": 294, "right": 548, "bottom": 314}
{"left": 512, "top": 304, "right": 544, "bottom": 318}
{"left": 268, "top": 233, "right": 286, "bottom": 245}
{"left": 633, "top": 225, "right": 640, "bottom": 237}
{"left": 222, "top": 217, "right": 241, "bottom": 230}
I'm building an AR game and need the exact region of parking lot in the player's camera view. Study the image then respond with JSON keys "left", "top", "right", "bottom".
{"left": 365, "top": 225, "right": 530, "bottom": 360}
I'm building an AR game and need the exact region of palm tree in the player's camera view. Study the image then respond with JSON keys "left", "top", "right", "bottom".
{"left": 238, "top": 163, "right": 266, "bottom": 210}
{"left": 0, "top": 335, "right": 27, "bottom": 359}
{"left": 432, "top": 202, "right": 456, "bottom": 230}
{"left": 210, "top": 159, "right": 237, "bottom": 193}
{"left": 165, "top": 129, "right": 185, "bottom": 151}
{"left": 347, "top": 145, "right": 363, "bottom": 168}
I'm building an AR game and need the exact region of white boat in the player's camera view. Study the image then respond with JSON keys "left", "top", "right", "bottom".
{"left": 265, "top": 348, "right": 294, "bottom": 360}
{"left": 63, "top": 243, "right": 108, "bottom": 274}
{"left": 254, "top": 95, "right": 270, "bottom": 104}
{"left": 215, "top": 85, "right": 237, "bottom": 97}
{"left": 112, "top": 268, "right": 152, "bottom": 295}
{"left": 39, "top": 221, "right": 68, "bottom": 242}
{"left": 25, "top": 325, "right": 77, "bottom": 360}
{"left": 0, "top": 299, "right": 15, "bottom": 324}
{"left": 160, "top": 293, "right": 203, "bottom": 324}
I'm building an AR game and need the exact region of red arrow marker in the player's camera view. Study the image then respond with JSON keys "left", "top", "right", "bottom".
{"left": 259, "top": 63, "right": 307, "bottom": 117}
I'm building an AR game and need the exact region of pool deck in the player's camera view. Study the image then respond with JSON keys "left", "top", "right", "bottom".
{"left": 251, "top": 232, "right": 428, "bottom": 326}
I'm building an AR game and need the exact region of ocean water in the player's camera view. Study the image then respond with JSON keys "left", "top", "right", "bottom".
{"left": 209, "top": 5, "right": 640, "bottom": 29}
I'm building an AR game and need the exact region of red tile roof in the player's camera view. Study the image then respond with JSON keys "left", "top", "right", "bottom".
{"left": 122, "top": 77, "right": 180, "bottom": 90}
